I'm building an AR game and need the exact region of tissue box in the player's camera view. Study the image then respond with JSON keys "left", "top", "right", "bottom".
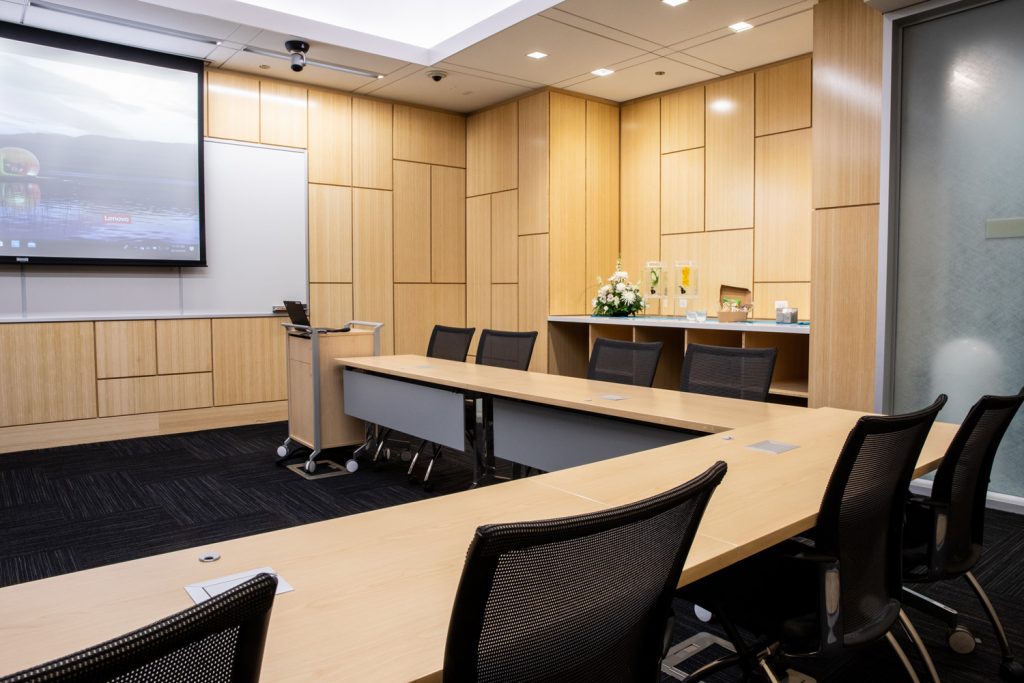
{"left": 718, "top": 285, "right": 751, "bottom": 323}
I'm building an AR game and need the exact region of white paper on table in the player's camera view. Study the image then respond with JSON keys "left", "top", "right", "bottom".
{"left": 598, "top": 394, "right": 627, "bottom": 401}
{"left": 746, "top": 440, "right": 799, "bottom": 455}
{"left": 185, "top": 566, "right": 293, "bottom": 604}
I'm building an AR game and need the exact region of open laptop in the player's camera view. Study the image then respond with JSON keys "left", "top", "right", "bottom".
{"left": 283, "top": 301, "right": 348, "bottom": 334}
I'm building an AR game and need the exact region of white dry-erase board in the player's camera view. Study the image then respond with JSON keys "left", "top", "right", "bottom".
{"left": 0, "top": 139, "right": 308, "bottom": 321}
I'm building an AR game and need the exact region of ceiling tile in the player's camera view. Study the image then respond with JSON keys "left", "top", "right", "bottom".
{"left": 370, "top": 66, "right": 533, "bottom": 113}
{"left": 664, "top": 51, "right": 733, "bottom": 77}
{"left": 42, "top": 0, "right": 241, "bottom": 39}
{"left": 551, "top": 0, "right": 804, "bottom": 49}
{"left": 680, "top": 11, "right": 812, "bottom": 72}
{"left": 667, "top": 0, "right": 814, "bottom": 50}
{"left": 354, "top": 62, "right": 422, "bottom": 94}
{"left": 566, "top": 56, "right": 717, "bottom": 102}
{"left": 446, "top": 15, "right": 645, "bottom": 86}
{"left": 540, "top": 7, "right": 663, "bottom": 52}
{"left": 247, "top": 29, "right": 409, "bottom": 75}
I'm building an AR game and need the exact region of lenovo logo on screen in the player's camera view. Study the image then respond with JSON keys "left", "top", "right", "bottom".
{"left": 103, "top": 214, "right": 133, "bottom": 224}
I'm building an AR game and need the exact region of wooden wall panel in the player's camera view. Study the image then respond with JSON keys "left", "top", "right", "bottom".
{"left": 705, "top": 73, "right": 754, "bottom": 230}
{"left": 492, "top": 284, "right": 518, "bottom": 332}
{"left": 392, "top": 161, "right": 431, "bottom": 283}
{"left": 431, "top": 166, "right": 466, "bottom": 283}
{"left": 518, "top": 92, "right": 549, "bottom": 235}
{"left": 156, "top": 319, "right": 212, "bottom": 375}
{"left": 755, "top": 57, "right": 812, "bottom": 136}
{"left": 620, "top": 98, "right": 661, "bottom": 283}
{"left": 755, "top": 129, "right": 812, "bottom": 282}
{"left": 307, "top": 89, "right": 352, "bottom": 186}
{"left": 393, "top": 284, "right": 466, "bottom": 355}
{"left": 393, "top": 105, "right": 466, "bottom": 168}
{"left": 352, "top": 98, "right": 393, "bottom": 190}
{"left": 661, "top": 87, "right": 704, "bottom": 153}
{"left": 352, "top": 189, "right": 395, "bottom": 354}
{"left": 491, "top": 190, "right": 518, "bottom": 284}
{"left": 309, "top": 283, "right": 354, "bottom": 327}
{"left": 207, "top": 71, "right": 259, "bottom": 142}
{"left": 98, "top": 373, "right": 213, "bottom": 417}
{"left": 466, "top": 195, "right": 491, "bottom": 349}
{"left": 549, "top": 93, "right": 587, "bottom": 315}
{"left": 518, "top": 234, "right": 549, "bottom": 372}
{"left": 813, "top": 0, "right": 882, "bottom": 208}
{"left": 467, "top": 102, "right": 517, "bottom": 197}
{"left": 586, "top": 100, "right": 620, "bottom": 306}
{"left": 753, "top": 283, "right": 811, "bottom": 321}
{"left": 810, "top": 206, "right": 878, "bottom": 409}
{"left": 308, "top": 184, "right": 353, "bottom": 283}
{"left": 660, "top": 230, "right": 753, "bottom": 315}
{"left": 95, "top": 321, "right": 156, "bottom": 379}
{"left": 0, "top": 322, "right": 97, "bottom": 427}
{"left": 259, "top": 80, "right": 307, "bottom": 148}
{"left": 661, "top": 148, "right": 704, "bottom": 235}
{"left": 212, "top": 317, "right": 286, "bottom": 405}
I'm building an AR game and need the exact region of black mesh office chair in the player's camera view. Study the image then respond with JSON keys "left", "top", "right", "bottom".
{"left": 1, "top": 572, "right": 277, "bottom": 683}
{"left": 587, "top": 337, "right": 663, "bottom": 387}
{"left": 442, "top": 461, "right": 728, "bottom": 683}
{"left": 475, "top": 329, "right": 538, "bottom": 370}
{"left": 673, "top": 396, "right": 947, "bottom": 683}
{"left": 374, "top": 324, "right": 475, "bottom": 468}
{"left": 902, "top": 387, "right": 1024, "bottom": 681}
{"left": 399, "top": 325, "right": 475, "bottom": 487}
{"left": 680, "top": 343, "right": 777, "bottom": 402}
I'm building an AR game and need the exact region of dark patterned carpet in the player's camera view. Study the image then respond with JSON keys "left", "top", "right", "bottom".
{"left": 0, "top": 421, "right": 1020, "bottom": 682}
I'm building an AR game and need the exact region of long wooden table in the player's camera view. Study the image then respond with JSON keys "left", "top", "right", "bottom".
{"left": 0, "top": 364, "right": 958, "bottom": 682}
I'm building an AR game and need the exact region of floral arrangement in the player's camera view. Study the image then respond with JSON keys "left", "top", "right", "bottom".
{"left": 592, "top": 260, "right": 645, "bottom": 317}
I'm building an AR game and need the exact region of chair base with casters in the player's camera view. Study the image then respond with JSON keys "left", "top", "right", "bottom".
{"left": 904, "top": 574, "right": 1024, "bottom": 681}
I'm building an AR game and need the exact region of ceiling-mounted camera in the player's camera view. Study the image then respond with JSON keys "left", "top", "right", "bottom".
{"left": 427, "top": 70, "right": 448, "bottom": 82}
{"left": 285, "top": 40, "right": 309, "bottom": 72}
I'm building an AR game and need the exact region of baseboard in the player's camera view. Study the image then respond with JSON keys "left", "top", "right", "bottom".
{"left": 0, "top": 401, "right": 288, "bottom": 455}
{"left": 910, "top": 477, "right": 1024, "bottom": 515}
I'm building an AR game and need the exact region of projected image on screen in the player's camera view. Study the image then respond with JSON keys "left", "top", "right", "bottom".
{"left": 0, "top": 30, "right": 202, "bottom": 264}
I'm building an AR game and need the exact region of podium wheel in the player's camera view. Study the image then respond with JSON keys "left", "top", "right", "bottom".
{"left": 304, "top": 460, "right": 317, "bottom": 474}
{"left": 345, "top": 459, "right": 359, "bottom": 473}
{"left": 276, "top": 445, "right": 289, "bottom": 458}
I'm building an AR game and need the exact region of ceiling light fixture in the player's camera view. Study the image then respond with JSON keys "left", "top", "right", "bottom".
{"left": 243, "top": 46, "right": 384, "bottom": 79}
{"left": 662, "top": 0, "right": 689, "bottom": 6}
{"left": 526, "top": 51, "right": 548, "bottom": 59}
{"left": 30, "top": 0, "right": 222, "bottom": 45}
{"left": 591, "top": 68, "right": 614, "bottom": 77}
{"left": 729, "top": 21, "right": 754, "bottom": 32}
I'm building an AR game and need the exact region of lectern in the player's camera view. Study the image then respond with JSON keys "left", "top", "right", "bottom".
{"left": 277, "top": 321, "right": 382, "bottom": 473}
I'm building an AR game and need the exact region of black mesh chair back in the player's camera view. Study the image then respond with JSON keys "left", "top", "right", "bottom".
{"left": 426, "top": 325, "right": 476, "bottom": 362}
{"left": 586, "top": 337, "right": 663, "bottom": 387}
{"left": 928, "top": 387, "right": 1024, "bottom": 576}
{"left": 475, "top": 329, "right": 538, "bottom": 371}
{"left": 679, "top": 343, "right": 777, "bottom": 402}
{"left": 1, "top": 572, "right": 278, "bottom": 683}
{"left": 442, "top": 461, "right": 728, "bottom": 683}
{"left": 814, "top": 395, "right": 946, "bottom": 648}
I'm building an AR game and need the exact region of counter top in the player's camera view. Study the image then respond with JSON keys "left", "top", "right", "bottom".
{"left": 548, "top": 315, "right": 810, "bottom": 334}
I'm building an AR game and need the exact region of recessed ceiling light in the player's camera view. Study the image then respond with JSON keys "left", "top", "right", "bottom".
{"left": 526, "top": 51, "right": 547, "bottom": 59}
{"left": 662, "top": 0, "right": 689, "bottom": 6}
{"left": 591, "top": 68, "right": 614, "bottom": 77}
{"left": 729, "top": 21, "right": 754, "bottom": 32}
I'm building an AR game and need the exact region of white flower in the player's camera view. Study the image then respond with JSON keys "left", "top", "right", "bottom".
{"left": 622, "top": 290, "right": 637, "bottom": 304}
{"left": 615, "top": 282, "right": 625, "bottom": 292}
{"left": 598, "top": 284, "right": 611, "bottom": 295}
{"left": 613, "top": 271, "right": 627, "bottom": 280}
{"left": 592, "top": 298, "right": 598, "bottom": 307}
{"left": 602, "top": 305, "right": 608, "bottom": 312}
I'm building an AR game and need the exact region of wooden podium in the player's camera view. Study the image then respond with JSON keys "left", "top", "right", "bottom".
{"left": 278, "top": 322, "right": 380, "bottom": 473}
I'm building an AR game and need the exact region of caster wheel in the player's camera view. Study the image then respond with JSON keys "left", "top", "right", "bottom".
{"left": 694, "top": 605, "right": 715, "bottom": 623}
{"left": 400, "top": 451, "right": 413, "bottom": 462}
{"left": 1000, "top": 659, "right": 1024, "bottom": 682}
{"left": 276, "top": 445, "right": 289, "bottom": 458}
{"left": 948, "top": 626, "right": 977, "bottom": 655}
{"left": 304, "top": 461, "right": 317, "bottom": 474}
{"left": 345, "top": 459, "right": 359, "bottom": 473}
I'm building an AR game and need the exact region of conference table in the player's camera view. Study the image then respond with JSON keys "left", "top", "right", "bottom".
{"left": 0, "top": 359, "right": 958, "bottom": 683}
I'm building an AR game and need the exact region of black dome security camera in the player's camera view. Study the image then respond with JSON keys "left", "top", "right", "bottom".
{"left": 285, "top": 40, "right": 309, "bottom": 72}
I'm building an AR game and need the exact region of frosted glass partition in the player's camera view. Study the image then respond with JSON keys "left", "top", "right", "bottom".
{"left": 892, "top": 0, "right": 1024, "bottom": 497}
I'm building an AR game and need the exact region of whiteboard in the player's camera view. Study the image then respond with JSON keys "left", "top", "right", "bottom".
{"left": 182, "top": 140, "right": 307, "bottom": 315}
{"left": 0, "top": 140, "right": 308, "bottom": 321}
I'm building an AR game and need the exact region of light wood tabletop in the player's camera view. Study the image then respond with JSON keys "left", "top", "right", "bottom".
{"left": 339, "top": 354, "right": 806, "bottom": 433}
{"left": 0, "top": 406, "right": 958, "bottom": 682}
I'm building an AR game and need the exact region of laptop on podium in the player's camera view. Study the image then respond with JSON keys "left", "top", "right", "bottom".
{"left": 283, "top": 301, "right": 348, "bottom": 335}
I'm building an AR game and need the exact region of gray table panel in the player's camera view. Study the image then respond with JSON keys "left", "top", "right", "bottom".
{"left": 343, "top": 369, "right": 466, "bottom": 452}
{"left": 492, "top": 397, "right": 694, "bottom": 471}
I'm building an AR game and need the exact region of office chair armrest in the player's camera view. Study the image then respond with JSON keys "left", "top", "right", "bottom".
{"left": 905, "top": 496, "right": 950, "bottom": 577}
{"left": 773, "top": 545, "right": 844, "bottom": 658}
